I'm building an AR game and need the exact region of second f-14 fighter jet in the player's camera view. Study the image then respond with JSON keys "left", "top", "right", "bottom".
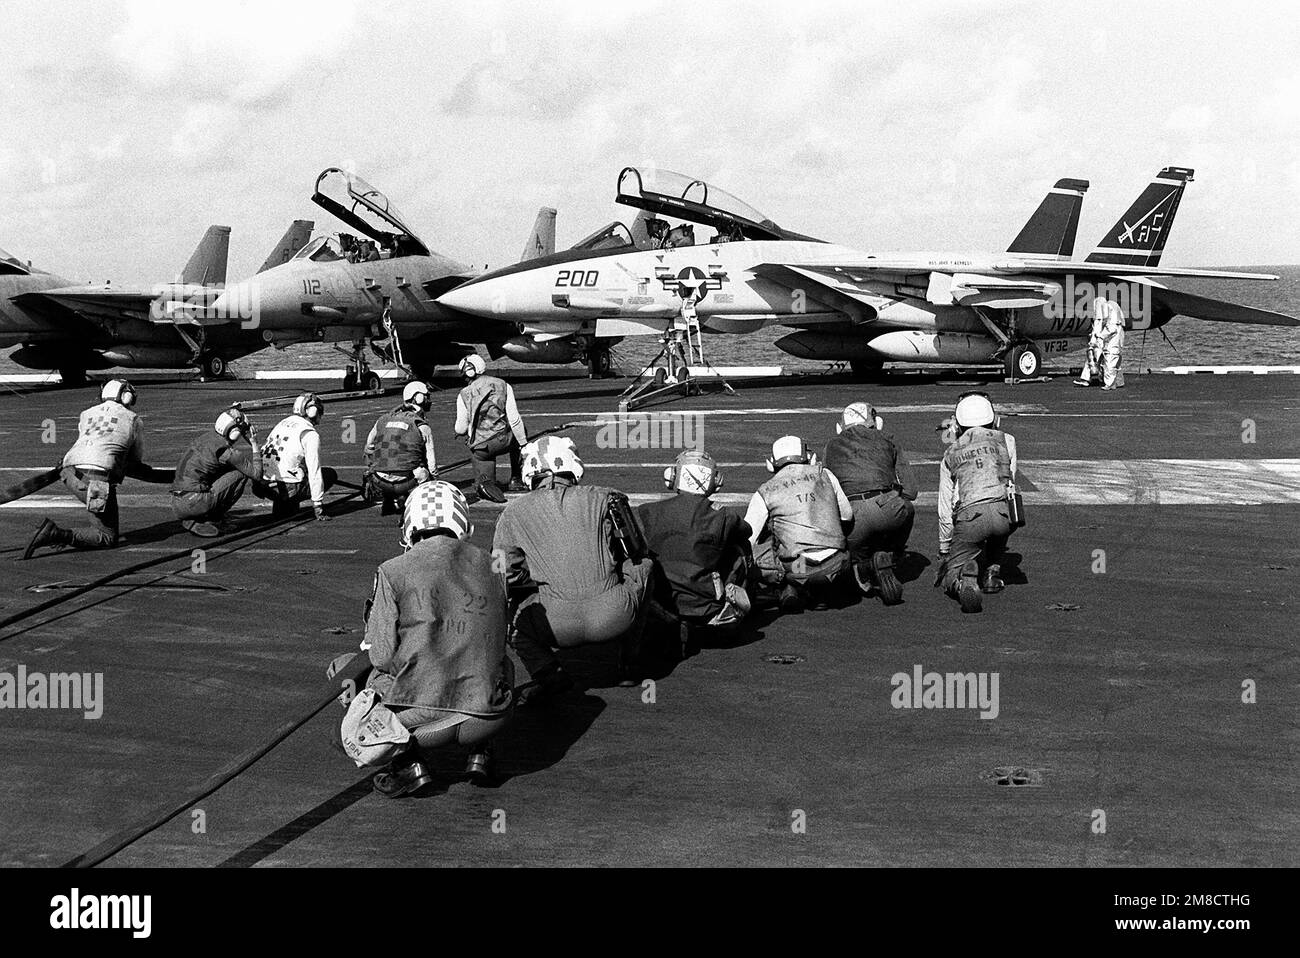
{"left": 208, "top": 168, "right": 560, "bottom": 390}
{"left": 435, "top": 166, "right": 1296, "bottom": 379}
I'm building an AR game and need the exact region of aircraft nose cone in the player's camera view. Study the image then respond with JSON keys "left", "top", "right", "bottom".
{"left": 437, "top": 280, "right": 498, "bottom": 318}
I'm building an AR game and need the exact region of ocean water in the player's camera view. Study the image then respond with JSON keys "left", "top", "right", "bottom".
{"left": 5, "top": 266, "right": 1298, "bottom": 376}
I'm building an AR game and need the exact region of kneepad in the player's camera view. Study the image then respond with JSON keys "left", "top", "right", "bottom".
{"left": 340, "top": 688, "right": 411, "bottom": 768}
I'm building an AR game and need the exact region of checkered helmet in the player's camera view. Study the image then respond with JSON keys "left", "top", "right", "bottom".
{"left": 101, "top": 379, "right": 136, "bottom": 407}
{"left": 401, "top": 480, "right": 473, "bottom": 548}
{"left": 521, "top": 435, "right": 584, "bottom": 487}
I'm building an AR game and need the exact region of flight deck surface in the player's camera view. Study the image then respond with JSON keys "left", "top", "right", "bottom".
{"left": 1, "top": 369, "right": 1295, "bottom": 867}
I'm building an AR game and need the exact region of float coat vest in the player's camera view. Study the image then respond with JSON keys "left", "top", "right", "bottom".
{"left": 756, "top": 462, "right": 846, "bottom": 560}
{"left": 460, "top": 376, "right": 509, "bottom": 448}
{"left": 943, "top": 427, "right": 1012, "bottom": 511}
{"left": 371, "top": 405, "right": 428, "bottom": 473}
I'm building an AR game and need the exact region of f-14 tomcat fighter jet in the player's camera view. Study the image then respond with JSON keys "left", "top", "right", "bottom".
{"left": 209, "top": 169, "right": 561, "bottom": 390}
{"left": 1, "top": 222, "right": 314, "bottom": 382}
{"left": 436, "top": 167, "right": 1296, "bottom": 379}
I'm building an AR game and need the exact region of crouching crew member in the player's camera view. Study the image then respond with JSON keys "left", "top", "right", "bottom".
{"left": 337, "top": 481, "right": 515, "bottom": 797}
{"left": 745, "top": 436, "right": 853, "bottom": 611}
{"left": 256, "top": 392, "right": 337, "bottom": 520}
{"left": 638, "top": 450, "right": 752, "bottom": 645}
{"left": 822, "top": 402, "right": 918, "bottom": 605}
{"left": 492, "top": 436, "right": 653, "bottom": 697}
{"left": 363, "top": 380, "right": 437, "bottom": 515}
{"left": 454, "top": 354, "right": 527, "bottom": 503}
{"left": 170, "top": 406, "right": 263, "bottom": 537}
{"left": 937, "top": 393, "right": 1019, "bottom": 614}
{"left": 24, "top": 379, "right": 159, "bottom": 558}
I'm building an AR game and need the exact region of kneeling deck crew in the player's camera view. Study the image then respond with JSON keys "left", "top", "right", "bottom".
{"left": 363, "top": 380, "right": 438, "bottom": 515}
{"left": 256, "top": 392, "right": 337, "bottom": 520}
{"left": 492, "top": 436, "right": 653, "bottom": 696}
{"left": 638, "top": 450, "right": 752, "bottom": 641}
{"left": 454, "top": 354, "right": 527, "bottom": 503}
{"left": 23, "top": 379, "right": 160, "bottom": 558}
{"left": 936, "top": 393, "right": 1020, "bottom": 614}
{"left": 822, "top": 401, "right": 918, "bottom": 604}
{"left": 336, "top": 481, "right": 515, "bottom": 798}
{"left": 744, "top": 436, "right": 853, "bottom": 611}
{"left": 170, "top": 406, "right": 263, "bottom": 537}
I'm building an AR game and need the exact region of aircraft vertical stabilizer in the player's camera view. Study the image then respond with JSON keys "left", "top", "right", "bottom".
{"left": 1007, "top": 178, "right": 1089, "bottom": 257}
{"left": 179, "top": 225, "right": 231, "bottom": 285}
{"left": 1086, "top": 167, "right": 1194, "bottom": 268}
{"left": 258, "top": 220, "right": 315, "bottom": 274}
{"left": 520, "top": 207, "right": 557, "bottom": 261}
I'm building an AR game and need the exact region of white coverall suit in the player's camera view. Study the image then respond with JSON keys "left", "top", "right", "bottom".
{"left": 1097, "top": 301, "right": 1126, "bottom": 389}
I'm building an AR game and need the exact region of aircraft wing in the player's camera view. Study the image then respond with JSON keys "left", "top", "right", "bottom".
{"left": 782, "top": 257, "right": 1279, "bottom": 282}
{"left": 14, "top": 286, "right": 226, "bottom": 326}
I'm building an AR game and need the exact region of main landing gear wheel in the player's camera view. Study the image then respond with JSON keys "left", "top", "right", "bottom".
{"left": 199, "top": 354, "right": 227, "bottom": 380}
{"left": 588, "top": 348, "right": 612, "bottom": 379}
{"left": 58, "top": 368, "right": 87, "bottom": 387}
{"left": 362, "top": 371, "right": 382, "bottom": 392}
{"left": 1005, "top": 343, "right": 1041, "bottom": 380}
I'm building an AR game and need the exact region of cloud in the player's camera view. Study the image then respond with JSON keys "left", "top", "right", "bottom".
{"left": 109, "top": 0, "right": 359, "bottom": 105}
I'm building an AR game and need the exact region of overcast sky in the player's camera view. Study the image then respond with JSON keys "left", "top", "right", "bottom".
{"left": 3, "top": 0, "right": 1298, "bottom": 283}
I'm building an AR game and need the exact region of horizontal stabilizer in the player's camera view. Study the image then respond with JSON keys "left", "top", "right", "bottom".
{"left": 1150, "top": 285, "right": 1299, "bottom": 327}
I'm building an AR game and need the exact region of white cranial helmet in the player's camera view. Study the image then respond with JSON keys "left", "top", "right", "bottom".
{"left": 402, "top": 380, "right": 431, "bottom": 409}
{"left": 293, "top": 392, "right": 323, "bottom": 422}
{"left": 101, "top": 379, "right": 136, "bottom": 407}
{"left": 214, "top": 406, "right": 247, "bottom": 441}
{"left": 401, "top": 480, "right": 473, "bottom": 548}
{"left": 521, "top": 435, "right": 585, "bottom": 487}
{"left": 767, "top": 435, "right": 814, "bottom": 472}
{"left": 459, "top": 354, "right": 487, "bottom": 378}
{"left": 954, "top": 393, "right": 996, "bottom": 429}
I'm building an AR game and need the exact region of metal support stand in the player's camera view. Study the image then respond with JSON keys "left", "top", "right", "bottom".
{"left": 618, "top": 302, "right": 735, "bottom": 412}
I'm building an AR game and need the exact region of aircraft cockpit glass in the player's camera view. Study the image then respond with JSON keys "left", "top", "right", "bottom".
{"left": 292, "top": 236, "right": 344, "bottom": 263}
{"left": 311, "top": 167, "right": 430, "bottom": 258}
{"left": 0, "top": 246, "right": 30, "bottom": 275}
{"left": 571, "top": 221, "right": 637, "bottom": 252}
{"left": 615, "top": 166, "right": 791, "bottom": 241}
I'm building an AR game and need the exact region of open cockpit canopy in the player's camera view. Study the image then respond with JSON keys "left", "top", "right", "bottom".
{"left": 311, "top": 168, "right": 430, "bottom": 258}
{"left": 614, "top": 167, "right": 815, "bottom": 243}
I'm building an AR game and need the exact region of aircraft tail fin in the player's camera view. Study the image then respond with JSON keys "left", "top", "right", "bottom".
{"left": 179, "top": 225, "right": 231, "bottom": 286}
{"left": 1086, "top": 167, "right": 1194, "bottom": 268}
{"left": 1007, "top": 178, "right": 1089, "bottom": 257}
{"left": 258, "top": 220, "right": 315, "bottom": 274}
{"left": 520, "top": 208, "right": 557, "bottom": 262}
